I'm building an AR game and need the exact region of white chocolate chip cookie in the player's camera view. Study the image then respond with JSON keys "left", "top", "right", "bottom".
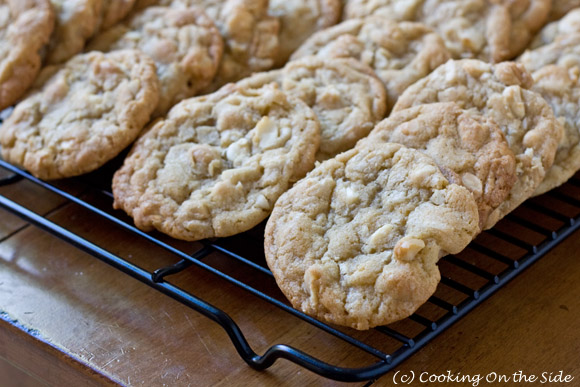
{"left": 87, "top": 6, "right": 223, "bottom": 116}
{"left": 238, "top": 57, "right": 387, "bottom": 160}
{"left": 531, "top": 65, "right": 580, "bottom": 195}
{"left": 394, "top": 59, "right": 564, "bottom": 228}
{"left": 343, "top": 0, "right": 551, "bottom": 62}
{"left": 265, "top": 142, "right": 479, "bottom": 330}
{"left": 269, "top": 0, "right": 341, "bottom": 65}
{"left": 360, "top": 103, "right": 517, "bottom": 229}
{"left": 0, "top": 0, "right": 54, "bottom": 110}
{"left": 112, "top": 82, "right": 320, "bottom": 241}
{"left": 0, "top": 50, "right": 160, "bottom": 180}
{"left": 291, "top": 17, "right": 451, "bottom": 108}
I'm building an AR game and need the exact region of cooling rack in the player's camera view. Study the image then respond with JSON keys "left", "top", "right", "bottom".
{"left": 1, "top": 157, "right": 579, "bottom": 383}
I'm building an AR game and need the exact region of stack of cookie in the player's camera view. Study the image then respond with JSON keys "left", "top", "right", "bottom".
{"left": 1, "top": 1, "right": 580, "bottom": 330}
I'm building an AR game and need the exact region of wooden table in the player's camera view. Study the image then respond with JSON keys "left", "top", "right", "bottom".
{"left": 0, "top": 171, "right": 579, "bottom": 386}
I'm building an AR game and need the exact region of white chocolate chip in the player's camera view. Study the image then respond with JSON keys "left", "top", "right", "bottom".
{"left": 226, "top": 138, "right": 250, "bottom": 166}
{"left": 409, "top": 165, "right": 439, "bottom": 186}
{"left": 253, "top": 116, "right": 279, "bottom": 150}
{"left": 344, "top": 186, "right": 360, "bottom": 205}
{"left": 368, "top": 224, "right": 395, "bottom": 250}
{"left": 255, "top": 194, "right": 270, "bottom": 210}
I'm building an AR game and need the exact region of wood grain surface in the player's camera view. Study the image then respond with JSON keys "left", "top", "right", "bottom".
{"left": 0, "top": 173, "right": 579, "bottom": 386}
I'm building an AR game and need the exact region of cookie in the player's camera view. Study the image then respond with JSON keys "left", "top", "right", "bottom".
{"left": 45, "top": 0, "right": 103, "bottom": 65}
{"left": 0, "top": 0, "right": 55, "bottom": 111}
{"left": 0, "top": 50, "right": 160, "bottom": 180}
{"left": 343, "top": 0, "right": 551, "bottom": 63}
{"left": 204, "top": 0, "right": 280, "bottom": 90}
{"left": 112, "top": 82, "right": 320, "bottom": 241}
{"left": 291, "top": 17, "right": 451, "bottom": 109}
{"left": 394, "top": 59, "right": 563, "bottom": 229}
{"left": 531, "top": 65, "right": 580, "bottom": 195}
{"left": 360, "top": 103, "right": 517, "bottom": 229}
{"left": 269, "top": 0, "right": 342, "bottom": 66}
{"left": 98, "top": 0, "right": 136, "bottom": 31}
{"left": 87, "top": 6, "right": 223, "bottom": 117}
{"left": 519, "top": 33, "right": 580, "bottom": 72}
{"left": 530, "top": 7, "right": 580, "bottom": 48}
{"left": 548, "top": 0, "right": 580, "bottom": 21}
{"left": 264, "top": 142, "right": 479, "bottom": 330}
{"left": 238, "top": 57, "right": 387, "bottom": 160}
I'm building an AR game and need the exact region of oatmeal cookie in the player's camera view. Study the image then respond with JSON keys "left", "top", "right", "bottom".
{"left": 87, "top": 6, "right": 223, "bottom": 117}
{"left": 519, "top": 32, "right": 580, "bottom": 72}
{"left": 394, "top": 59, "right": 563, "bottom": 228}
{"left": 205, "top": 0, "right": 280, "bottom": 90}
{"left": 238, "top": 57, "right": 387, "bottom": 160}
{"left": 0, "top": 50, "right": 160, "bottom": 180}
{"left": 530, "top": 65, "right": 580, "bottom": 195}
{"left": 291, "top": 17, "right": 450, "bottom": 108}
{"left": 530, "top": 7, "right": 580, "bottom": 48}
{"left": 0, "top": 0, "right": 54, "bottom": 111}
{"left": 134, "top": 0, "right": 281, "bottom": 91}
{"left": 269, "top": 0, "right": 341, "bottom": 65}
{"left": 360, "top": 103, "right": 517, "bottom": 229}
{"left": 264, "top": 142, "right": 479, "bottom": 330}
{"left": 112, "top": 83, "right": 320, "bottom": 241}
{"left": 45, "top": 0, "right": 103, "bottom": 65}
{"left": 343, "top": 0, "right": 551, "bottom": 63}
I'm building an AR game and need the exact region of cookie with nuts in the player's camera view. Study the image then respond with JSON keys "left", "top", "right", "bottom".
{"left": 135, "top": 0, "right": 281, "bottom": 92}
{"left": 0, "top": 0, "right": 55, "bottom": 111}
{"left": 264, "top": 142, "right": 479, "bottom": 330}
{"left": 291, "top": 17, "right": 451, "bottom": 109}
{"left": 394, "top": 59, "right": 564, "bottom": 229}
{"left": 343, "top": 0, "right": 551, "bottom": 63}
{"left": 530, "top": 65, "right": 580, "bottom": 195}
{"left": 0, "top": 50, "right": 160, "bottom": 180}
{"left": 112, "top": 82, "right": 320, "bottom": 241}
{"left": 269, "top": 0, "right": 342, "bottom": 66}
{"left": 45, "top": 0, "right": 103, "bottom": 65}
{"left": 238, "top": 57, "right": 387, "bottom": 160}
{"left": 359, "top": 103, "right": 517, "bottom": 230}
{"left": 87, "top": 5, "right": 223, "bottom": 117}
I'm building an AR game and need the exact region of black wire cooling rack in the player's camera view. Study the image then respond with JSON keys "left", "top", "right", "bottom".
{"left": 1, "top": 157, "right": 580, "bottom": 383}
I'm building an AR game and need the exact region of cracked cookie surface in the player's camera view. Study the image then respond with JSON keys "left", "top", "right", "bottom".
{"left": 112, "top": 83, "right": 320, "bottom": 241}
{"left": 343, "top": 0, "right": 551, "bottom": 62}
{"left": 265, "top": 142, "right": 479, "bottom": 330}
{"left": 360, "top": 103, "right": 517, "bottom": 229}
{"left": 238, "top": 57, "right": 387, "bottom": 160}
{"left": 0, "top": 50, "right": 160, "bottom": 180}
{"left": 0, "top": 0, "right": 54, "bottom": 110}
{"left": 519, "top": 32, "right": 580, "bottom": 72}
{"left": 291, "top": 17, "right": 451, "bottom": 108}
{"left": 394, "top": 59, "right": 563, "bottom": 228}
{"left": 46, "top": 0, "right": 103, "bottom": 65}
{"left": 269, "top": 0, "right": 341, "bottom": 65}
{"left": 87, "top": 6, "right": 223, "bottom": 116}
{"left": 531, "top": 65, "right": 580, "bottom": 195}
